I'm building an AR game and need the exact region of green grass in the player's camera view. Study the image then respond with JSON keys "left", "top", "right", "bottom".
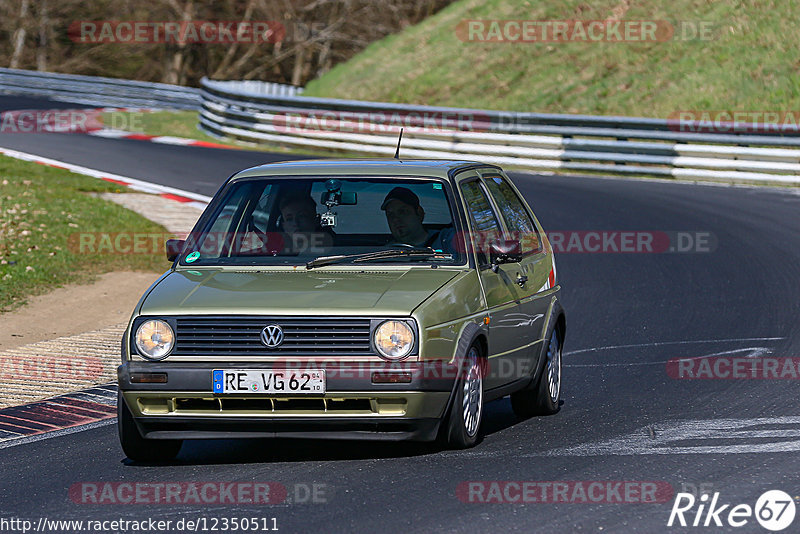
{"left": 0, "top": 156, "right": 168, "bottom": 312}
{"left": 303, "top": 0, "right": 800, "bottom": 117}
{"left": 103, "top": 110, "right": 227, "bottom": 144}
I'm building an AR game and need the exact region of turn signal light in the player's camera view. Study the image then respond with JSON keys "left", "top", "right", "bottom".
{"left": 130, "top": 372, "right": 168, "bottom": 384}
{"left": 371, "top": 372, "right": 412, "bottom": 384}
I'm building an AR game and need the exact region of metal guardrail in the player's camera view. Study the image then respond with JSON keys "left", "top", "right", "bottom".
{"left": 203, "top": 79, "right": 303, "bottom": 98}
{"left": 199, "top": 77, "right": 800, "bottom": 185}
{"left": 0, "top": 69, "right": 303, "bottom": 112}
{"left": 0, "top": 68, "right": 201, "bottom": 109}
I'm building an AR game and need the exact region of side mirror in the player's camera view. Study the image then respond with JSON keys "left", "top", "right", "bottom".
{"left": 489, "top": 239, "right": 522, "bottom": 270}
{"left": 166, "top": 239, "right": 185, "bottom": 262}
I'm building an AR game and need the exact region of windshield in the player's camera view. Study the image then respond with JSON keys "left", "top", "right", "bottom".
{"left": 179, "top": 176, "right": 465, "bottom": 267}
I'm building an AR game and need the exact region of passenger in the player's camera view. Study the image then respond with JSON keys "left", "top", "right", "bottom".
{"left": 278, "top": 193, "right": 334, "bottom": 254}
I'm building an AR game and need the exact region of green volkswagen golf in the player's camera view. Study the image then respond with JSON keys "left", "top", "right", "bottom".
{"left": 118, "top": 159, "right": 566, "bottom": 460}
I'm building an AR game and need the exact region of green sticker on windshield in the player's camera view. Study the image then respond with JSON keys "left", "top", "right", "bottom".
{"left": 432, "top": 183, "right": 442, "bottom": 190}
{"left": 185, "top": 251, "right": 200, "bottom": 263}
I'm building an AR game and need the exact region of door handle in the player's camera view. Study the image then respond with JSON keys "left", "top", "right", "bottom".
{"left": 516, "top": 273, "right": 528, "bottom": 287}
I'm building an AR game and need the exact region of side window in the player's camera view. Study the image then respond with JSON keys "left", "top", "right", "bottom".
{"left": 196, "top": 184, "right": 253, "bottom": 257}
{"left": 250, "top": 184, "right": 273, "bottom": 232}
{"left": 483, "top": 175, "right": 542, "bottom": 254}
{"left": 460, "top": 180, "right": 502, "bottom": 266}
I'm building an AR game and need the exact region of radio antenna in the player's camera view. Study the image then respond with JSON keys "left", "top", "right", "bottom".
{"left": 394, "top": 128, "right": 404, "bottom": 159}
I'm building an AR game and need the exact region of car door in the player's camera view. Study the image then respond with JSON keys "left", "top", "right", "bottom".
{"left": 481, "top": 172, "right": 554, "bottom": 381}
{"left": 457, "top": 173, "right": 526, "bottom": 390}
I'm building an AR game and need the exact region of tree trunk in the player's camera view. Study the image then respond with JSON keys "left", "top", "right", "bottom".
{"left": 9, "top": 0, "right": 30, "bottom": 69}
{"left": 161, "top": 0, "right": 194, "bottom": 84}
{"left": 291, "top": 43, "right": 308, "bottom": 87}
{"left": 36, "top": 0, "right": 48, "bottom": 71}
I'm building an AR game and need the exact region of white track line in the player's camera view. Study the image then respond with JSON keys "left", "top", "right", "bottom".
{"left": 0, "top": 418, "right": 115, "bottom": 450}
{"left": 0, "top": 144, "right": 210, "bottom": 209}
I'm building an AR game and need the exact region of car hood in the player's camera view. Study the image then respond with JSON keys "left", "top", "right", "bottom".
{"left": 138, "top": 268, "right": 462, "bottom": 316}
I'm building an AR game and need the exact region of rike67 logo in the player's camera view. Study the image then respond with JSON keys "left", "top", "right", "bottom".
{"left": 667, "top": 490, "right": 796, "bottom": 531}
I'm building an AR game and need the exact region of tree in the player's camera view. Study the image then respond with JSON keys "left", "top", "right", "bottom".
{"left": 0, "top": 0, "right": 453, "bottom": 87}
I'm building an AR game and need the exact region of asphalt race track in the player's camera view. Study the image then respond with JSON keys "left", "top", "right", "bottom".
{"left": 1, "top": 96, "right": 799, "bottom": 532}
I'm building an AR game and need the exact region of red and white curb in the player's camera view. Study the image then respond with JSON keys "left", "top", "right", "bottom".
{"left": 90, "top": 127, "right": 235, "bottom": 150}
{"left": 75, "top": 106, "right": 236, "bottom": 149}
{"left": 0, "top": 145, "right": 210, "bottom": 209}
{"left": 0, "top": 385, "right": 117, "bottom": 449}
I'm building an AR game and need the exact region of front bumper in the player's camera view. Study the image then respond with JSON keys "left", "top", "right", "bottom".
{"left": 118, "top": 361, "right": 457, "bottom": 442}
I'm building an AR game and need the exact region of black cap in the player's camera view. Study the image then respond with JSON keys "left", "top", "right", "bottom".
{"left": 381, "top": 187, "right": 420, "bottom": 210}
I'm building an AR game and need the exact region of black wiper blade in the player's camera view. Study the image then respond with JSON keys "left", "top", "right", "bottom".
{"left": 306, "top": 247, "right": 446, "bottom": 269}
{"left": 353, "top": 248, "right": 442, "bottom": 263}
{"left": 306, "top": 253, "right": 365, "bottom": 269}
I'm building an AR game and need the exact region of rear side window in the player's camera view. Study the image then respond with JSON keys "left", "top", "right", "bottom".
{"left": 483, "top": 176, "right": 542, "bottom": 254}
{"left": 460, "top": 180, "right": 502, "bottom": 266}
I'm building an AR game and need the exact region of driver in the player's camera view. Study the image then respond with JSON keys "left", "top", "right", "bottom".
{"left": 381, "top": 187, "right": 454, "bottom": 252}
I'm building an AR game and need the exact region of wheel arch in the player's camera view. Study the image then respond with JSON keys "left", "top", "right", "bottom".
{"left": 440, "top": 321, "right": 488, "bottom": 419}
{"left": 528, "top": 299, "right": 566, "bottom": 386}
{"left": 554, "top": 308, "right": 566, "bottom": 346}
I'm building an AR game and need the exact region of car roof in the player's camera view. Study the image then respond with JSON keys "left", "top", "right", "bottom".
{"left": 229, "top": 159, "right": 499, "bottom": 181}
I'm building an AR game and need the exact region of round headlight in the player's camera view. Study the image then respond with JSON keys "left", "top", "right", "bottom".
{"left": 135, "top": 319, "right": 175, "bottom": 360}
{"left": 374, "top": 320, "right": 414, "bottom": 361}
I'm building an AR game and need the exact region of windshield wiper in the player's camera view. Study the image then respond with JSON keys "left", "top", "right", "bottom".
{"left": 306, "top": 247, "right": 449, "bottom": 269}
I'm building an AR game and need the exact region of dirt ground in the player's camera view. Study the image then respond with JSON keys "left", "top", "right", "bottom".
{"left": 0, "top": 271, "right": 162, "bottom": 351}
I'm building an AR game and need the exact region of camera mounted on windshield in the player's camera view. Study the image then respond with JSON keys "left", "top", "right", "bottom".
{"left": 319, "top": 178, "right": 357, "bottom": 227}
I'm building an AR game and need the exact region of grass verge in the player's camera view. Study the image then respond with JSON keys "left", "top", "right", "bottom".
{"left": 104, "top": 110, "right": 229, "bottom": 144}
{"left": 0, "top": 156, "right": 167, "bottom": 312}
{"left": 303, "top": 0, "right": 800, "bottom": 117}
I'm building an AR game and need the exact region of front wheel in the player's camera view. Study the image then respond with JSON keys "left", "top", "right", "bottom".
{"left": 511, "top": 327, "right": 562, "bottom": 418}
{"left": 118, "top": 391, "right": 182, "bottom": 462}
{"left": 442, "top": 345, "right": 484, "bottom": 449}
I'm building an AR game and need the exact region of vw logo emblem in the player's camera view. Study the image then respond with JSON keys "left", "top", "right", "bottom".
{"left": 260, "top": 324, "right": 284, "bottom": 348}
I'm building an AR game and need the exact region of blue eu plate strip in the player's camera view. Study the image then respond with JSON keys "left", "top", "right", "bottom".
{"left": 212, "top": 370, "right": 223, "bottom": 393}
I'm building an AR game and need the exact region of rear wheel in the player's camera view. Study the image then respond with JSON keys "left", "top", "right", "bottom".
{"left": 511, "top": 327, "right": 561, "bottom": 418}
{"left": 118, "top": 391, "right": 182, "bottom": 461}
{"left": 442, "top": 344, "right": 484, "bottom": 449}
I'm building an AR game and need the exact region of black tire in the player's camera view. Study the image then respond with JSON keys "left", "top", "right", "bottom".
{"left": 511, "top": 326, "right": 562, "bottom": 418}
{"left": 442, "top": 344, "right": 484, "bottom": 449}
{"left": 118, "top": 391, "right": 182, "bottom": 462}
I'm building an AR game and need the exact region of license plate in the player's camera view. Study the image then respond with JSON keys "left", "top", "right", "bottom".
{"left": 213, "top": 369, "right": 325, "bottom": 394}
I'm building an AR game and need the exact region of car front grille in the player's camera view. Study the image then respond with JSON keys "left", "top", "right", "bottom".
{"left": 172, "top": 316, "right": 374, "bottom": 357}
